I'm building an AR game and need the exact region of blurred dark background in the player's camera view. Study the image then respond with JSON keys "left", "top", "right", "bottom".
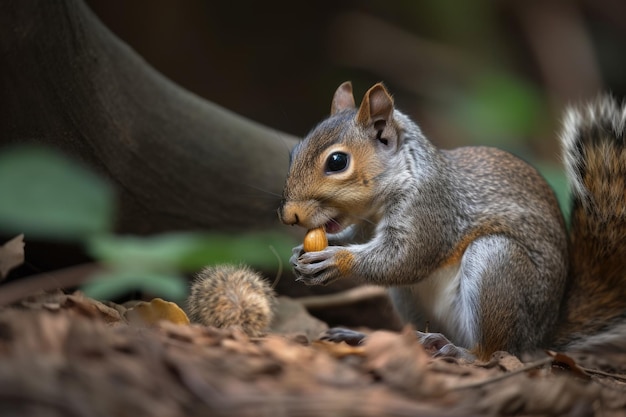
{"left": 86, "top": 0, "right": 626, "bottom": 181}
{"left": 4, "top": 0, "right": 625, "bottom": 330}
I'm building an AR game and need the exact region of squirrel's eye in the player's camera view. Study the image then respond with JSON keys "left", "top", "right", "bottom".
{"left": 325, "top": 152, "right": 349, "bottom": 173}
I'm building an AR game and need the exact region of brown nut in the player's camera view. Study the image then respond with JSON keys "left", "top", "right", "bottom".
{"left": 303, "top": 227, "right": 328, "bottom": 252}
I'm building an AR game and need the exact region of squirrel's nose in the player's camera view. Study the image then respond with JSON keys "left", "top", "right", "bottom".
{"left": 278, "top": 202, "right": 300, "bottom": 225}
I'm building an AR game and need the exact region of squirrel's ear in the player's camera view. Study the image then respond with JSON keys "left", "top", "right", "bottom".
{"left": 331, "top": 81, "right": 356, "bottom": 115}
{"left": 356, "top": 83, "right": 394, "bottom": 127}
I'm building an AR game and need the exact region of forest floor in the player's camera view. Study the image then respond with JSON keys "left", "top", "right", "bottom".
{"left": 0, "top": 289, "right": 625, "bottom": 417}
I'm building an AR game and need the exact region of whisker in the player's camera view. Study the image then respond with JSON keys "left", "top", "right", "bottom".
{"left": 276, "top": 131, "right": 297, "bottom": 160}
{"left": 267, "top": 119, "right": 299, "bottom": 162}
{"left": 237, "top": 182, "right": 283, "bottom": 199}
{"left": 354, "top": 216, "right": 376, "bottom": 226}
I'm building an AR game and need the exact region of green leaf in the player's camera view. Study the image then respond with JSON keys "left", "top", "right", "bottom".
{"left": 0, "top": 146, "right": 115, "bottom": 240}
{"left": 138, "top": 273, "right": 188, "bottom": 300}
{"left": 88, "top": 233, "right": 205, "bottom": 270}
{"left": 88, "top": 231, "right": 296, "bottom": 272}
{"left": 82, "top": 270, "right": 188, "bottom": 302}
{"left": 83, "top": 231, "right": 297, "bottom": 301}
{"left": 180, "top": 232, "right": 295, "bottom": 270}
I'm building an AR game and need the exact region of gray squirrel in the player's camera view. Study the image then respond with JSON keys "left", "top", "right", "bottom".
{"left": 278, "top": 81, "right": 626, "bottom": 360}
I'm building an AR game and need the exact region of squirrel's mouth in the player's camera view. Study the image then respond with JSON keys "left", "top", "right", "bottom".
{"left": 324, "top": 218, "right": 344, "bottom": 234}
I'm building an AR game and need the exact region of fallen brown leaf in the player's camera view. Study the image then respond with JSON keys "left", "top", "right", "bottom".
{"left": 0, "top": 290, "right": 625, "bottom": 417}
{"left": 269, "top": 296, "right": 328, "bottom": 340}
{"left": 493, "top": 351, "right": 525, "bottom": 371}
{"left": 18, "top": 290, "right": 122, "bottom": 323}
{"left": 474, "top": 371, "right": 598, "bottom": 415}
{"left": 0, "top": 234, "right": 24, "bottom": 280}
{"left": 125, "top": 298, "right": 190, "bottom": 326}
{"left": 547, "top": 350, "right": 592, "bottom": 380}
{"left": 311, "top": 339, "right": 366, "bottom": 358}
{"left": 363, "top": 329, "right": 440, "bottom": 398}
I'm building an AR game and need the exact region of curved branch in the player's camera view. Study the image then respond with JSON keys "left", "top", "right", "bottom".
{"left": 0, "top": 0, "right": 298, "bottom": 234}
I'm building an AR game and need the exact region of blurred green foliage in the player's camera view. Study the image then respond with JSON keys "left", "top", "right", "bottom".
{"left": 0, "top": 146, "right": 295, "bottom": 302}
{"left": 535, "top": 163, "right": 571, "bottom": 222}
{"left": 0, "top": 146, "right": 115, "bottom": 240}
{"left": 89, "top": 232, "right": 293, "bottom": 273}
{"left": 84, "top": 232, "right": 294, "bottom": 301}
{"left": 453, "top": 72, "right": 546, "bottom": 148}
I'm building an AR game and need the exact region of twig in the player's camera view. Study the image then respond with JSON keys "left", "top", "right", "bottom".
{"left": 296, "top": 285, "right": 388, "bottom": 310}
{"left": 579, "top": 366, "right": 626, "bottom": 383}
{"left": 0, "top": 263, "right": 103, "bottom": 307}
{"left": 452, "top": 356, "right": 553, "bottom": 390}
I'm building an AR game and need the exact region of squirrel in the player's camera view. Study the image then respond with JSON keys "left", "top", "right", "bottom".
{"left": 278, "top": 81, "right": 626, "bottom": 360}
{"left": 186, "top": 264, "right": 276, "bottom": 337}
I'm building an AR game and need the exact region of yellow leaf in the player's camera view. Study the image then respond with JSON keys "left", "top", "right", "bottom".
{"left": 126, "top": 297, "right": 190, "bottom": 326}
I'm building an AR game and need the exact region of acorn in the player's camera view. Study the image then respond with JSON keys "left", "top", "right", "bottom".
{"left": 303, "top": 227, "right": 328, "bottom": 252}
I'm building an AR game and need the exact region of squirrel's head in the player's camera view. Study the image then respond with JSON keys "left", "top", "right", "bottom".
{"left": 278, "top": 81, "right": 402, "bottom": 233}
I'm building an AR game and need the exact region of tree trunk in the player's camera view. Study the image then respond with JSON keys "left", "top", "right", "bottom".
{"left": 0, "top": 0, "right": 298, "bottom": 234}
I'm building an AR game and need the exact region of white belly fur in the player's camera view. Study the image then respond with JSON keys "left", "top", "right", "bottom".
{"left": 393, "top": 262, "right": 480, "bottom": 348}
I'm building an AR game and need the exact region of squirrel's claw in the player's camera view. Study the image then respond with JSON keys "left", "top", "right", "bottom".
{"left": 289, "top": 244, "right": 305, "bottom": 266}
{"left": 292, "top": 246, "right": 343, "bottom": 286}
{"left": 415, "top": 331, "right": 476, "bottom": 362}
{"left": 320, "top": 327, "right": 368, "bottom": 345}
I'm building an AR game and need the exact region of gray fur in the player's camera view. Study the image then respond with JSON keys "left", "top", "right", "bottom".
{"left": 284, "top": 100, "right": 568, "bottom": 355}
{"left": 282, "top": 85, "right": 626, "bottom": 357}
{"left": 347, "top": 110, "right": 567, "bottom": 352}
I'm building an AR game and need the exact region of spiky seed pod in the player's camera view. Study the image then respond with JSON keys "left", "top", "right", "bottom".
{"left": 186, "top": 264, "right": 275, "bottom": 337}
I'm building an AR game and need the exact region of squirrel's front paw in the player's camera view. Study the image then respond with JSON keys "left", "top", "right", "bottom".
{"left": 292, "top": 246, "right": 353, "bottom": 286}
{"left": 289, "top": 244, "right": 305, "bottom": 266}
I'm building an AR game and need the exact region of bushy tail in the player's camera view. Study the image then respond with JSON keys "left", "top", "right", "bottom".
{"left": 555, "top": 96, "right": 626, "bottom": 351}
